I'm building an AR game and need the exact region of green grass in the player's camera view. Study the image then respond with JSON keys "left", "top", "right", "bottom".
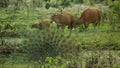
{"left": 0, "top": 2, "right": 120, "bottom": 68}
{"left": 0, "top": 64, "right": 28, "bottom": 68}
{"left": 0, "top": 51, "right": 119, "bottom": 68}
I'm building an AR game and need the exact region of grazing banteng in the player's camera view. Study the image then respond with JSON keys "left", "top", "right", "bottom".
{"left": 77, "top": 7, "right": 101, "bottom": 31}
{"left": 32, "top": 20, "right": 51, "bottom": 30}
{"left": 51, "top": 12, "right": 77, "bottom": 29}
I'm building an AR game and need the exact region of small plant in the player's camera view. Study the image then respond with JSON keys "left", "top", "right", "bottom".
{"left": 77, "top": 25, "right": 85, "bottom": 32}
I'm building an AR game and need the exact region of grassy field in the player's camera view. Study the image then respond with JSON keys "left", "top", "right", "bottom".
{"left": 0, "top": 1, "right": 120, "bottom": 68}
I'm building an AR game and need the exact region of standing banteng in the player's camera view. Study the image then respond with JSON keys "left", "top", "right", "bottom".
{"left": 77, "top": 7, "right": 101, "bottom": 31}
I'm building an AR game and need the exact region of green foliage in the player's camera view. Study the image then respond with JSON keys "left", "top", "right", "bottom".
{"left": 0, "top": 23, "right": 17, "bottom": 37}
{"left": 44, "top": 0, "right": 50, "bottom": 2}
{"left": 74, "top": 0, "right": 84, "bottom": 4}
{"left": 44, "top": 57, "right": 61, "bottom": 67}
{"left": 45, "top": 2, "right": 50, "bottom": 9}
{"left": 112, "top": 1, "right": 120, "bottom": 18}
{"left": 49, "top": 0, "right": 71, "bottom": 8}
{"left": 60, "top": 0, "right": 71, "bottom": 7}
{"left": 77, "top": 25, "right": 85, "bottom": 32}
{"left": 83, "top": 0, "right": 91, "bottom": 5}
{"left": 89, "top": 0, "right": 96, "bottom": 5}
{"left": 102, "top": 2, "right": 120, "bottom": 31}
{"left": 0, "top": 21, "right": 17, "bottom": 46}
{"left": 0, "top": 0, "right": 9, "bottom": 8}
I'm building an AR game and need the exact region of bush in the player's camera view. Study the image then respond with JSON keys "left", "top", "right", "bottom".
{"left": 24, "top": 25, "right": 80, "bottom": 62}
{"left": 102, "top": 2, "right": 120, "bottom": 31}
{"left": 108, "top": 1, "right": 120, "bottom": 30}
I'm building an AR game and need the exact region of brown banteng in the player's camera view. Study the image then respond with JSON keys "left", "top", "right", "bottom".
{"left": 77, "top": 7, "right": 101, "bottom": 30}
{"left": 32, "top": 20, "right": 51, "bottom": 30}
{"left": 51, "top": 12, "right": 77, "bottom": 29}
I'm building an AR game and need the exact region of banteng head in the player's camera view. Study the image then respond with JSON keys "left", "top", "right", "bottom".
{"left": 51, "top": 13, "right": 60, "bottom": 23}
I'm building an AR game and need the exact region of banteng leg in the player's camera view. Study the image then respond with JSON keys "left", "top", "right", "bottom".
{"left": 84, "top": 22, "right": 89, "bottom": 35}
{"left": 75, "top": 28, "right": 79, "bottom": 37}
{"left": 68, "top": 26, "right": 72, "bottom": 37}
{"left": 68, "top": 22, "right": 74, "bottom": 37}
{"left": 93, "top": 23, "right": 97, "bottom": 33}
{"left": 93, "top": 22, "right": 100, "bottom": 34}
{"left": 97, "top": 22, "right": 101, "bottom": 32}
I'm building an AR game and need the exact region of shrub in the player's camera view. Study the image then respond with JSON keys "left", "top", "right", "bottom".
{"left": 102, "top": 2, "right": 120, "bottom": 31}
{"left": 24, "top": 24, "right": 80, "bottom": 62}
